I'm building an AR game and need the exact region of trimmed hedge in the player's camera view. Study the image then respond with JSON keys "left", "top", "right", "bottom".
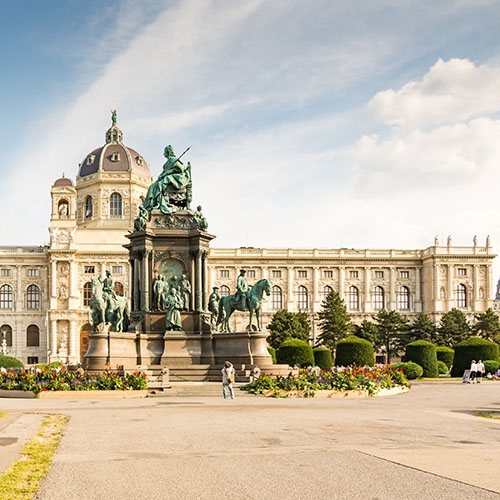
{"left": 335, "top": 336, "right": 375, "bottom": 367}
{"left": 267, "top": 346, "right": 277, "bottom": 364}
{"left": 313, "top": 347, "right": 333, "bottom": 371}
{"left": 393, "top": 361, "right": 423, "bottom": 380}
{"left": 437, "top": 360, "right": 449, "bottom": 375}
{"left": 451, "top": 337, "right": 500, "bottom": 377}
{"left": 276, "top": 339, "right": 314, "bottom": 367}
{"left": 483, "top": 360, "right": 500, "bottom": 374}
{"left": 404, "top": 340, "right": 438, "bottom": 378}
{"left": 436, "top": 346, "right": 454, "bottom": 368}
{"left": 0, "top": 355, "right": 24, "bottom": 369}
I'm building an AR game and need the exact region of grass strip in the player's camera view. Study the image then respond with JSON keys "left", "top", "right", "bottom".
{"left": 0, "top": 414, "right": 68, "bottom": 500}
{"left": 0, "top": 412, "right": 6, "bottom": 419}
{"left": 473, "top": 411, "right": 500, "bottom": 420}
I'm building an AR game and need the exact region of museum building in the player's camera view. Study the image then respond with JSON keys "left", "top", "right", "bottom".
{"left": 0, "top": 116, "right": 496, "bottom": 365}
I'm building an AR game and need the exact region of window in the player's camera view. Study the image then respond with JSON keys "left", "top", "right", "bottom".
{"left": 26, "top": 325, "right": 40, "bottom": 347}
{"left": 324, "top": 270, "right": 333, "bottom": 278}
{"left": 114, "top": 282, "right": 124, "bottom": 296}
{"left": 219, "top": 270, "right": 229, "bottom": 278}
{"left": 456, "top": 284, "right": 467, "bottom": 308}
{"left": 458, "top": 268, "right": 467, "bottom": 276}
{"left": 321, "top": 285, "right": 333, "bottom": 302}
{"left": 110, "top": 151, "right": 121, "bottom": 162}
{"left": 272, "top": 270, "right": 282, "bottom": 279}
{"left": 347, "top": 286, "right": 359, "bottom": 310}
{"left": 86, "top": 154, "right": 95, "bottom": 165}
{"left": 1, "top": 324, "right": 12, "bottom": 347}
{"left": 136, "top": 155, "right": 144, "bottom": 166}
{"left": 298, "top": 270, "right": 307, "bottom": 278}
{"left": 84, "top": 266, "right": 95, "bottom": 274}
{"left": 247, "top": 270, "right": 256, "bottom": 278}
{"left": 271, "top": 285, "right": 283, "bottom": 309}
{"left": 0, "top": 269, "right": 11, "bottom": 277}
{"left": 110, "top": 193, "right": 123, "bottom": 217}
{"left": 112, "top": 266, "right": 123, "bottom": 274}
{"left": 85, "top": 196, "right": 93, "bottom": 218}
{"left": 0, "top": 285, "right": 13, "bottom": 309}
{"left": 374, "top": 271, "right": 384, "bottom": 279}
{"left": 349, "top": 270, "right": 358, "bottom": 278}
{"left": 83, "top": 282, "right": 92, "bottom": 307}
{"left": 397, "top": 286, "right": 410, "bottom": 311}
{"left": 373, "top": 286, "right": 385, "bottom": 310}
{"left": 297, "top": 285, "right": 308, "bottom": 309}
{"left": 27, "top": 284, "right": 40, "bottom": 310}
{"left": 400, "top": 271, "right": 409, "bottom": 279}
{"left": 27, "top": 268, "right": 39, "bottom": 277}
{"left": 27, "top": 356, "right": 39, "bottom": 365}
{"left": 219, "top": 285, "right": 230, "bottom": 297}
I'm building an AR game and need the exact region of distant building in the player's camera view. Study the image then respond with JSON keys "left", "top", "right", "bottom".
{"left": 0, "top": 116, "right": 496, "bottom": 364}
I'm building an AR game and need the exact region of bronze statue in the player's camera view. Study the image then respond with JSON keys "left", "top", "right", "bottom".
{"left": 180, "top": 274, "right": 191, "bottom": 311}
{"left": 235, "top": 269, "right": 249, "bottom": 311}
{"left": 88, "top": 276, "right": 129, "bottom": 332}
{"left": 165, "top": 288, "right": 183, "bottom": 331}
{"left": 208, "top": 286, "right": 220, "bottom": 326}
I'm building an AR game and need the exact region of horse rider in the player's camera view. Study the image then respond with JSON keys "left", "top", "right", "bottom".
{"left": 235, "top": 269, "right": 249, "bottom": 311}
{"left": 101, "top": 270, "right": 117, "bottom": 311}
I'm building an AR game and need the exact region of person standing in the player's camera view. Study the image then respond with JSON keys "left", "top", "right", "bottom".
{"left": 477, "top": 360, "right": 485, "bottom": 383}
{"left": 469, "top": 360, "right": 477, "bottom": 383}
{"left": 222, "top": 360, "right": 235, "bottom": 399}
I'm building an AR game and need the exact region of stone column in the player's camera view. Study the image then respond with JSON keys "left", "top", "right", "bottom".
{"left": 195, "top": 250, "right": 202, "bottom": 311}
{"left": 338, "top": 267, "right": 345, "bottom": 299}
{"left": 51, "top": 260, "right": 57, "bottom": 298}
{"left": 50, "top": 319, "right": 57, "bottom": 362}
{"left": 141, "top": 249, "right": 151, "bottom": 312}
{"left": 364, "top": 267, "right": 371, "bottom": 313}
{"left": 287, "top": 267, "right": 294, "bottom": 310}
{"left": 69, "top": 320, "right": 77, "bottom": 360}
{"left": 389, "top": 267, "right": 396, "bottom": 310}
{"left": 132, "top": 254, "right": 140, "bottom": 312}
{"left": 202, "top": 251, "right": 209, "bottom": 311}
{"left": 447, "top": 264, "right": 454, "bottom": 310}
{"left": 69, "top": 260, "right": 77, "bottom": 298}
{"left": 415, "top": 267, "right": 421, "bottom": 312}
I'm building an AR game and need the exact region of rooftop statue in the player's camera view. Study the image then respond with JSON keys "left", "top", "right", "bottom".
{"left": 142, "top": 145, "right": 192, "bottom": 214}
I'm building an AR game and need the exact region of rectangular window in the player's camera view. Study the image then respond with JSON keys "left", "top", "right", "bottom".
{"left": 247, "top": 270, "right": 256, "bottom": 278}
{"left": 112, "top": 266, "right": 123, "bottom": 274}
{"left": 27, "top": 356, "right": 39, "bottom": 365}
{"left": 374, "top": 271, "right": 384, "bottom": 279}
{"left": 219, "top": 270, "right": 229, "bottom": 278}
{"left": 0, "top": 269, "right": 11, "bottom": 277}
{"left": 272, "top": 270, "right": 282, "bottom": 279}
{"left": 27, "top": 269, "right": 39, "bottom": 277}
{"left": 84, "top": 266, "right": 95, "bottom": 274}
{"left": 400, "top": 271, "right": 410, "bottom": 279}
{"left": 324, "top": 270, "right": 333, "bottom": 278}
{"left": 349, "top": 270, "right": 358, "bottom": 278}
{"left": 458, "top": 268, "right": 467, "bottom": 276}
{"left": 298, "top": 270, "right": 307, "bottom": 278}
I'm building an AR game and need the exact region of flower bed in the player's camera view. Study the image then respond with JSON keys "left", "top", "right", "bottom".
{"left": 0, "top": 366, "right": 147, "bottom": 396}
{"left": 240, "top": 365, "right": 409, "bottom": 398}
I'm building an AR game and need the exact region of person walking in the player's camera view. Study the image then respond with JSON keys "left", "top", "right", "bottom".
{"left": 477, "top": 359, "right": 485, "bottom": 383}
{"left": 222, "top": 360, "right": 235, "bottom": 399}
{"left": 469, "top": 360, "right": 477, "bottom": 383}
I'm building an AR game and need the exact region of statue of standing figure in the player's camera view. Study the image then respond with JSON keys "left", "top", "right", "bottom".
{"left": 208, "top": 286, "right": 220, "bottom": 326}
{"left": 153, "top": 275, "right": 168, "bottom": 311}
{"left": 180, "top": 274, "right": 192, "bottom": 311}
{"left": 165, "top": 288, "right": 183, "bottom": 331}
{"left": 235, "top": 269, "right": 249, "bottom": 311}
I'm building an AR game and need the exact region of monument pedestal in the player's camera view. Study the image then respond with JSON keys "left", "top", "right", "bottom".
{"left": 212, "top": 332, "right": 273, "bottom": 366}
{"left": 83, "top": 331, "right": 138, "bottom": 371}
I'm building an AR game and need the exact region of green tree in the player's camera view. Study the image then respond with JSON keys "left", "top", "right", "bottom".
{"left": 408, "top": 313, "right": 436, "bottom": 343}
{"left": 373, "top": 309, "right": 408, "bottom": 363}
{"left": 473, "top": 308, "right": 500, "bottom": 342}
{"left": 353, "top": 320, "right": 378, "bottom": 346}
{"left": 437, "top": 308, "right": 470, "bottom": 347}
{"left": 316, "top": 291, "right": 353, "bottom": 351}
{"left": 267, "top": 310, "right": 310, "bottom": 349}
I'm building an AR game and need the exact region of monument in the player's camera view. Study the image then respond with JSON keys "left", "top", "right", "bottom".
{"left": 83, "top": 144, "right": 276, "bottom": 378}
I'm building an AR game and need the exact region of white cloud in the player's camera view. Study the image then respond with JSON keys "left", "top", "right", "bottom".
{"left": 368, "top": 58, "right": 500, "bottom": 128}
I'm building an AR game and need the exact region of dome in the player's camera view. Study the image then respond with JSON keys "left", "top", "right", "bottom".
{"left": 54, "top": 176, "right": 74, "bottom": 187}
{"left": 77, "top": 112, "right": 151, "bottom": 179}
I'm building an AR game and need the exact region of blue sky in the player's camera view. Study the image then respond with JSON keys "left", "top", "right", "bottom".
{"left": 2, "top": 0, "right": 500, "bottom": 265}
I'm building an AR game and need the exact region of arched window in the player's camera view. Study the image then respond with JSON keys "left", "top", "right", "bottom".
{"left": 26, "top": 324, "right": 40, "bottom": 347}
{"left": 321, "top": 285, "right": 333, "bottom": 302}
{"left": 347, "top": 286, "right": 359, "bottom": 310}
{"left": 85, "top": 196, "right": 93, "bottom": 218}
{"left": 373, "top": 286, "right": 385, "bottom": 310}
{"left": 219, "top": 285, "right": 230, "bottom": 297}
{"left": 83, "top": 282, "right": 92, "bottom": 307}
{"left": 27, "top": 284, "right": 40, "bottom": 310}
{"left": 114, "top": 282, "right": 124, "bottom": 296}
{"left": 110, "top": 192, "right": 123, "bottom": 217}
{"left": 297, "top": 285, "right": 308, "bottom": 310}
{"left": 456, "top": 283, "right": 467, "bottom": 308}
{"left": 397, "top": 286, "right": 410, "bottom": 311}
{"left": 271, "top": 285, "right": 283, "bottom": 310}
{"left": 0, "top": 285, "right": 13, "bottom": 309}
{"left": 0, "top": 324, "right": 12, "bottom": 346}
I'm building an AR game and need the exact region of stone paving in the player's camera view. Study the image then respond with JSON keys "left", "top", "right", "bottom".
{"left": 1, "top": 381, "right": 500, "bottom": 499}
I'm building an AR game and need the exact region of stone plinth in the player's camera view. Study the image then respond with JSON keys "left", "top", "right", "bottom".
{"left": 212, "top": 332, "right": 273, "bottom": 366}
{"left": 160, "top": 332, "right": 202, "bottom": 366}
{"left": 83, "top": 331, "right": 138, "bottom": 371}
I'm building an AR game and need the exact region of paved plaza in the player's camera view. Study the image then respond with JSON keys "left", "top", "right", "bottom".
{"left": 1, "top": 381, "right": 500, "bottom": 500}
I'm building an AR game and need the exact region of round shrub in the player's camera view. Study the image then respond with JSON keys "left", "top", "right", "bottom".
{"left": 335, "top": 336, "right": 375, "bottom": 367}
{"left": 483, "top": 360, "right": 500, "bottom": 374}
{"left": 404, "top": 340, "right": 438, "bottom": 378}
{"left": 0, "top": 355, "right": 24, "bottom": 369}
{"left": 267, "top": 346, "right": 276, "bottom": 364}
{"left": 437, "top": 360, "right": 449, "bottom": 375}
{"left": 393, "top": 361, "right": 423, "bottom": 380}
{"left": 451, "top": 337, "right": 499, "bottom": 377}
{"left": 313, "top": 347, "right": 333, "bottom": 370}
{"left": 277, "top": 339, "right": 314, "bottom": 367}
{"left": 436, "top": 346, "right": 454, "bottom": 368}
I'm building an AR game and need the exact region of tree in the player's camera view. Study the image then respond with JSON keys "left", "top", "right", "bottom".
{"left": 353, "top": 320, "right": 378, "bottom": 346}
{"left": 473, "top": 308, "right": 500, "bottom": 342}
{"left": 408, "top": 313, "right": 436, "bottom": 343}
{"left": 316, "top": 291, "right": 353, "bottom": 351}
{"left": 437, "top": 308, "right": 470, "bottom": 347}
{"left": 267, "top": 310, "right": 310, "bottom": 349}
{"left": 373, "top": 309, "right": 408, "bottom": 363}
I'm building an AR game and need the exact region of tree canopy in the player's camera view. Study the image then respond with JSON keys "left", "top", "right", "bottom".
{"left": 316, "top": 291, "right": 353, "bottom": 351}
{"left": 267, "top": 309, "right": 310, "bottom": 349}
{"left": 473, "top": 308, "right": 500, "bottom": 342}
{"left": 373, "top": 309, "right": 408, "bottom": 363}
{"left": 438, "top": 308, "right": 470, "bottom": 347}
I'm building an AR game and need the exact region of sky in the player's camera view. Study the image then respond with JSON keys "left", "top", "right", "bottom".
{"left": 2, "top": 0, "right": 500, "bottom": 263}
